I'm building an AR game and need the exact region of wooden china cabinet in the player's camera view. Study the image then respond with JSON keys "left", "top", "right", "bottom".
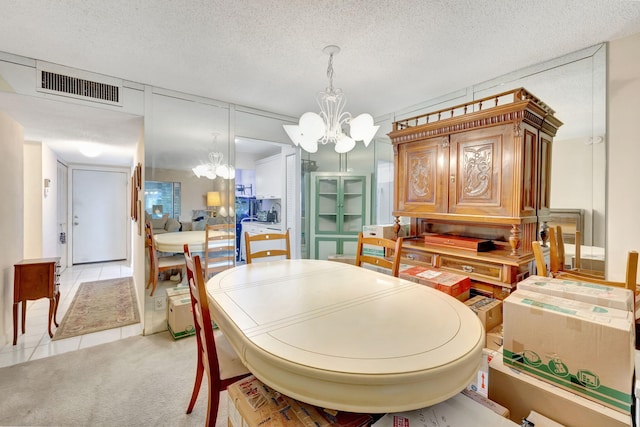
{"left": 389, "top": 88, "right": 562, "bottom": 297}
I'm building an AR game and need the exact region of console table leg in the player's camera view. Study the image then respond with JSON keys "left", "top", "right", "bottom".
{"left": 53, "top": 289, "right": 60, "bottom": 327}
{"left": 21, "top": 300, "right": 26, "bottom": 334}
{"left": 48, "top": 298, "right": 55, "bottom": 338}
{"left": 12, "top": 302, "right": 18, "bottom": 345}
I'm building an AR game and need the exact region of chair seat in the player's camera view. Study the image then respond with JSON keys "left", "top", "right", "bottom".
{"left": 214, "top": 330, "right": 250, "bottom": 380}
{"left": 157, "top": 255, "right": 186, "bottom": 269}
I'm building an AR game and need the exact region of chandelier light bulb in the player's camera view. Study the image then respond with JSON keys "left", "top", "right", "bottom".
{"left": 284, "top": 45, "right": 379, "bottom": 154}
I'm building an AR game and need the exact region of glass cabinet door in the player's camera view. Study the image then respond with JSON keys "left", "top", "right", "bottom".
{"left": 341, "top": 176, "right": 366, "bottom": 234}
{"left": 316, "top": 177, "right": 338, "bottom": 233}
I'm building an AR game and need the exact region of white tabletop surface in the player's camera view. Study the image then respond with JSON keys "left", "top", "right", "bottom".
{"left": 206, "top": 259, "right": 484, "bottom": 413}
{"left": 154, "top": 230, "right": 232, "bottom": 253}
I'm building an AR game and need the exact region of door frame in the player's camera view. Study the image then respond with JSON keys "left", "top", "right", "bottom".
{"left": 67, "top": 164, "right": 131, "bottom": 267}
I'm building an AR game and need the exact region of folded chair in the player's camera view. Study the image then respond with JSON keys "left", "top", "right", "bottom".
{"left": 183, "top": 244, "right": 250, "bottom": 426}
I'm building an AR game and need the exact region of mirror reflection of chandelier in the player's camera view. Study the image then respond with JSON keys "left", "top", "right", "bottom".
{"left": 192, "top": 151, "right": 236, "bottom": 180}
{"left": 283, "top": 45, "right": 379, "bottom": 154}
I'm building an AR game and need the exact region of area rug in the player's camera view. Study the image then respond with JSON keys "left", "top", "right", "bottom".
{"left": 53, "top": 277, "right": 140, "bottom": 340}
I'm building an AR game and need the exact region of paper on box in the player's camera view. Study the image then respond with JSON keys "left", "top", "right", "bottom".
{"left": 518, "top": 275, "right": 634, "bottom": 311}
{"left": 523, "top": 410, "right": 566, "bottom": 427}
{"left": 488, "top": 353, "right": 631, "bottom": 427}
{"left": 371, "top": 393, "right": 517, "bottom": 427}
{"left": 503, "top": 289, "right": 634, "bottom": 413}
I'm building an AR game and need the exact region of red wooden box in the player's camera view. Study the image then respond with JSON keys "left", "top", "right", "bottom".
{"left": 423, "top": 234, "right": 494, "bottom": 252}
{"left": 399, "top": 265, "right": 471, "bottom": 301}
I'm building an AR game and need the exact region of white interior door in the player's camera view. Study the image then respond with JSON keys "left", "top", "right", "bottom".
{"left": 72, "top": 169, "right": 128, "bottom": 264}
{"left": 284, "top": 146, "right": 302, "bottom": 258}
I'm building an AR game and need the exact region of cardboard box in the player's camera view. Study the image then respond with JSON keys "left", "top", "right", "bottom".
{"left": 503, "top": 289, "right": 634, "bottom": 413}
{"left": 485, "top": 324, "right": 503, "bottom": 351}
{"left": 460, "top": 389, "right": 510, "bottom": 418}
{"left": 489, "top": 353, "right": 632, "bottom": 427}
{"left": 467, "top": 348, "right": 498, "bottom": 397}
{"left": 517, "top": 275, "right": 634, "bottom": 311}
{"left": 464, "top": 295, "right": 503, "bottom": 331}
{"left": 166, "top": 286, "right": 190, "bottom": 318}
{"left": 227, "top": 375, "right": 372, "bottom": 427}
{"left": 167, "top": 295, "right": 195, "bottom": 339}
{"left": 362, "top": 224, "right": 409, "bottom": 257}
{"left": 372, "top": 392, "right": 517, "bottom": 427}
{"left": 400, "top": 266, "right": 471, "bottom": 301}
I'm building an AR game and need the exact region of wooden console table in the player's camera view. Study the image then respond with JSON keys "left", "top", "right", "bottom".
{"left": 13, "top": 257, "right": 61, "bottom": 345}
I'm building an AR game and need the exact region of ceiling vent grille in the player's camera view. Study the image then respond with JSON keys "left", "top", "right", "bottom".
{"left": 41, "top": 70, "right": 119, "bottom": 103}
{"left": 36, "top": 62, "right": 122, "bottom": 106}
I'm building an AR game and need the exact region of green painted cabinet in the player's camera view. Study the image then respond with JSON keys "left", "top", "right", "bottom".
{"left": 310, "top": 172, "right": 370, "bottom": 259}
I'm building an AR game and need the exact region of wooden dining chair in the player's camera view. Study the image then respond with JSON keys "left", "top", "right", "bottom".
{"left": 355, "top": 232, "right": 404, "bottom": 277}
{"left": 549, "top": 226, "right": 604, "bottom": 279}
{"left": 145, "top": 221, "right": 185, "bottom": 296}
{"left": 244, "top": 229, "right": 291, "bottom": 264}
{"left": 204, "top": 223, "right": 235, "bottom": 278}
{"left": 183, "top": 244, "right": 250, "bottom": 427}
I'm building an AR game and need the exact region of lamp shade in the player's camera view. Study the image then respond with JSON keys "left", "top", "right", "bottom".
{"left": 207, "top": 191, "right": 221, "bottom": 207}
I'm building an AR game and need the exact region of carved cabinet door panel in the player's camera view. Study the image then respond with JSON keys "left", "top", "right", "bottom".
{"left": 448, "top": 125, "right": 513, "bottom": 216}
{"left": 396, "top": 136, "right": 449, "bottom": 214}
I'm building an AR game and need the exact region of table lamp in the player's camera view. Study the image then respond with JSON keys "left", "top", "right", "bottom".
{"left": 207, "top": 191, "right": 221, "bottom": 217}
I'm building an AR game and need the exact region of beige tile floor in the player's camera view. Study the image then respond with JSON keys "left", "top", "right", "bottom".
{"left": 0, "top": 260, "right": 143, "bottom": 368}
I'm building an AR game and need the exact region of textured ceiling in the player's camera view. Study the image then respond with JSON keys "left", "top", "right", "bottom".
{"left": 0, "top": 0, "right": 639, "bottom": 165}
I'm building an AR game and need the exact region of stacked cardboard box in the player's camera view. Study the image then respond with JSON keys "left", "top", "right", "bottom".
{"left": 227, "top": 375, "right": 373, "bottom": 427}
{"left": 464, "top": 295, "right": 502, "bottom": 332}
{"left": 489, "top": 353, "right": 632, "bottom": 427}
{"left": 400, "top": 266, "right": 471, "bottom": 301}
{"left": 502, "top": 288, "right": 634, "bottom": 414}
{"left": 362, "top": 224, "right": 409, "bottom": 256}
{"left": 167, "top": 294, "right": 195, "bottom": 339}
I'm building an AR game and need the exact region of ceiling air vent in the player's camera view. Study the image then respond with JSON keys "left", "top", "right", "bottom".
{"left": 36, "top": 62, "right": 122, "bottom": 106}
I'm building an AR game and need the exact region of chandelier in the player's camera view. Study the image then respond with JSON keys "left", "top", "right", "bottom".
{"left": 192, "top": 151, "right": 235, "bottom": 180}
{"left": 283, "top": 45, "right": 379, "bottom": 154}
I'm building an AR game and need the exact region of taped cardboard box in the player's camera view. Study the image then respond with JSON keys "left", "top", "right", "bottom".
{"left": 167, "top": 295, "right": 195, "bottom": 339}
{"left": 227, "top": 375, "right": 372, "bottom": 427}
{"left": 400, "top": 266, "right": 471, "bottom": 301}
{"left": 488, "top": 353, "right": 631, "bottom": 427}
{"left": 362, "top": 224, "right": 409, "bottom": 256}
{"left": 485, "top": 324, "right": 503, "bottom": 351}
{"left": 517, "top": 275, "right": 634, "bottom": 311}
{"left": 166, "top": 286, "right": 190, "bottom": 319}
{"left": 503, "top": 289, "right": 634, "bottom": 414}
{"left": 372, "top": 392, "right": 517, "bottom": 427}
{"left": 464, "top": 295, "right": 502, "bottom": 331}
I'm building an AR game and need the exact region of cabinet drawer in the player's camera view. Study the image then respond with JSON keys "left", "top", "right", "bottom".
{"left": 401, "top": 250, "right": 434, "bottom": 266}
{"left": 439, "top": 255, "right": 503, "bottom": 282}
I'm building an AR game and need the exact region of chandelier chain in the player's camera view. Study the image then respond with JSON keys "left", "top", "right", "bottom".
{"left": 326, "top": 52, "right": 334, "bottom": 92}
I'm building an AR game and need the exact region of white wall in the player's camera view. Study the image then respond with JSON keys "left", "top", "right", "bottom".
{"left": 607, "top": 32, "right": 640, "bottom": 281}
{"left": 0, "top": 111, "right": 24, "bottom": 346}
{"left": 23, "top": 142, "right": 42, "bottom": 258}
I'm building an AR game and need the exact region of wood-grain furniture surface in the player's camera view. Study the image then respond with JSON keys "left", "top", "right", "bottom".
{"left": 355, "top": 232, "right": 404, "bottom": 277}
{"left": 244, "top": 229, "right": 291, "bottom": 264}
{"left": 389, "top": 88, "right": 562, "bottom": 296}
{"left": 13, "top": 257, "right": 60, "bottom": 345}
{"left": 204, "top": 223, "right": 235, "bottom": 278}
{"left": 145, "top": 221, "right": 185, "bottom": 296}
{"left": 205, "top": 259, "right": 483, "bottom": 412}
{"left": 183, "top": 245, "right": 250, "bottom": 426}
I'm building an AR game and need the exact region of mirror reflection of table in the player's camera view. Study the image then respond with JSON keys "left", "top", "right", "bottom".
{"left": 206, "top": 259, "right": 484, "bottom": 413}
{"left": 153, "top": 230, "right": 232, "bottom": 253}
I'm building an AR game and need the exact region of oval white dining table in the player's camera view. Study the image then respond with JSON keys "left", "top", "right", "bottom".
{"left": 154, "top": 230, "right": 232, "bottom": 253}
{"left": 206, "top": 259, "right": 484, "bottom": 413}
